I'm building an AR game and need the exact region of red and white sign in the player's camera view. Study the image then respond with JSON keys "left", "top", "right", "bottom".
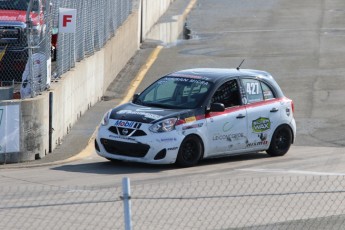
{"left": 59, "top": 8, "right": 77, "bottom": 33}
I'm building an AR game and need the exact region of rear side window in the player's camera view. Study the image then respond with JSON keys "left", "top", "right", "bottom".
{"left": 242, "top": 79, "right": 275, "bottom": 103}
{"left": 261, "top": 82, "right": 275, "bottom": 100}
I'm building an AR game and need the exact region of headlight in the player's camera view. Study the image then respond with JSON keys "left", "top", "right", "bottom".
{"left": 149, "top": 118, "right": 177, "bottom": 133}
{"left": 101, "top": 110, "right": 111, "bottom": 126}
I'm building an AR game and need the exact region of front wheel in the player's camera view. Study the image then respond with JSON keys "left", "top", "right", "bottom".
{"left": 176, "top": 135, "right": 203, "bottom": 167}
{"left": 267, "top": 125, "right": 292, "bottom": 157}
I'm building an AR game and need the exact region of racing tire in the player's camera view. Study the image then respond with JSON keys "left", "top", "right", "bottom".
{"left": 176, "top": 135, "right": 203, "bottom": 167}
{"left": 267, "top": 125, "right": 292, "bottom": 157}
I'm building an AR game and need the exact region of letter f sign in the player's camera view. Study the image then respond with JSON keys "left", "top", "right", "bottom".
{"left": 59, "top": 8, "right": 77, "bottom": 33}
{"left": 63, "top": 15, "right": 72, "bottom": 27}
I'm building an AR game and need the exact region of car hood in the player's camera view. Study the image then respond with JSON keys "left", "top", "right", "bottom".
{"left": 109, "top": 103, "right": 196, "bottom": 123}
{"left": 0, "top": 10, "right": 39, "bottom": 24}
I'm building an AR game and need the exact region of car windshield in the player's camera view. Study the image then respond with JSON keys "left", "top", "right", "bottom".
{"left": 0, "top": 0, "right": 39, "bottom": 11}
{"left": 134, "top": 76, "right": 213, "bottom": 109}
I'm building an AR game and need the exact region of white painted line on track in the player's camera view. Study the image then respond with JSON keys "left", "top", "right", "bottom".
{"left": 237, "top": 168, "right": 345, "bottom": 176}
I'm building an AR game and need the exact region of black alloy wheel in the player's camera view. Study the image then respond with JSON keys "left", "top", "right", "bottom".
{"left": 176, "top": 135, "right": 203, "bottom": 167}
{"left": 267, "top": 125, "right": 292, "bottom": 157}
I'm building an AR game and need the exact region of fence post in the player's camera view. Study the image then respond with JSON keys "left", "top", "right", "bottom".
{"left": 122, "top": 177, "right": 132, "bottom": 230}
{"left": 26, "top": 0, "right": 34, "bottom": 98}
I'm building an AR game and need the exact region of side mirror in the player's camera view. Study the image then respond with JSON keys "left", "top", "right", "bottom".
{"left": 132, "top": 93, "right": 140, "bottom": 102}
{"left": 210, "top": 103, "right": 225, "bottom": 112}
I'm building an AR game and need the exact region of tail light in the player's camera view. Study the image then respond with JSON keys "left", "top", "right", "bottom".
{"left": 291, "top": 101, "right": 295, "bottom": 114}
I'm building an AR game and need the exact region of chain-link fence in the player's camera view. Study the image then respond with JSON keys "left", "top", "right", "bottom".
{"left": 0, "top": 0, "right": 51, "bottom": 99}
{"left": 51, "top": 0, "right": 133, "bottom": 78}
{"left": 2, "top": 176, "right": 345, "bottom": 229}
{"left": 0, "top": 0, "right": 133, "bottom": 99}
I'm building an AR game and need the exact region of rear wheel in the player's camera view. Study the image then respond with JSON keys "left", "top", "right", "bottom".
{"left": 176, "top": 135, "right": 203, "bottom": 167}
{"left": 267, "top": 125, "right": 292, "bottom": 156}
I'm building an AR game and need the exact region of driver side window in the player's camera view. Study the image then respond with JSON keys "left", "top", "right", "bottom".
{"left": 211, "top": 79, "right": 241, "bottom": 108}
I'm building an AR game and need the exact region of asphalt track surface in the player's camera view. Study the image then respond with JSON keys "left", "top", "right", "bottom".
{"left": 1, "top": 0, "right": 345, "bottom": 229}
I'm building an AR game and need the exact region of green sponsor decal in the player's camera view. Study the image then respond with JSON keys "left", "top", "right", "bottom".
{"left": 252, "top": 117, "right": 271, "bottom": 132}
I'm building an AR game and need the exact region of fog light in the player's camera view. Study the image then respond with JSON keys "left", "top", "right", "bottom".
{"left": 154, "top": 149, "right": 166, "bottom": 160}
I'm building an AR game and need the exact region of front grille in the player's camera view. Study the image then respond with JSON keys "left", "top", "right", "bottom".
{"left": 100, "top": 138, "right": 150, "bottom": 158}
{"left": 108, "top": 126, "right": 147, "bottom": 136}
{"left": 0, "top": 26, "right": 26, "bottom": 47}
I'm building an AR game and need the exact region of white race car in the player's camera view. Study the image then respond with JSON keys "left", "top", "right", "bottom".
{"left": 95, "top": 68, "right": 296, "bottom": 167}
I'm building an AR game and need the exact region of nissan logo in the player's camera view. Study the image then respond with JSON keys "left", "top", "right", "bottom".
{"left": 122, "top": 128, "right": 129, "bottom": 135}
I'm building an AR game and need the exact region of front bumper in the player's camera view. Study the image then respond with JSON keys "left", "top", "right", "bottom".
{"left": 95, "top": 125, "right": 184, "bottom": 164}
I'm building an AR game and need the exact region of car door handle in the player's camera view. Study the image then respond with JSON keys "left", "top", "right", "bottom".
{"left": 236, "top": 114, "right": 246, "bottom": 119}
{"left": 270, "top": 108, "right": 279, "bottom": 112}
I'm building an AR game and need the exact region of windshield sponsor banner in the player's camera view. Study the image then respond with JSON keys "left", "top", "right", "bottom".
{"left": 159, "top": 77, "right": 210, "bottom": 86}
{"left": 0, "top": 105, "right": 20, "bottom": 153}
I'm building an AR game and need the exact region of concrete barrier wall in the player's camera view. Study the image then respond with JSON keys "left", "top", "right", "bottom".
{"left": 0, "top": 1, "right": 176, "bottom": 163}
{"left": 141, "top": 0, "right": 175, "bottom": 40}
{"left": 44, "top": 11, "right": 140, "bottom": 160}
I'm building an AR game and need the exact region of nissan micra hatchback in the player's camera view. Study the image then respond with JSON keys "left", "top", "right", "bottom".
{"left": 95, "top": 68, "right": 296, "bottom": 167}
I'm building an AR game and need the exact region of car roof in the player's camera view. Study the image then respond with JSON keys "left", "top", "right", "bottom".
{"left": 166, "top": 68, "right": 284, "bottom": 97}
{"left": 167, "top": 68, "right": 274, "bottom": 83}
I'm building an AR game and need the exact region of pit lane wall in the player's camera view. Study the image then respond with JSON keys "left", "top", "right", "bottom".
{"left": 141, "top": 0, "right": 175, "bottom": 41}
{"left": 0, "top": 0, "right": 176, "bottom": 163}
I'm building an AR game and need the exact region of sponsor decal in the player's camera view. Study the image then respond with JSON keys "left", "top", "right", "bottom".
{"left": 109, "top": 134, "right": 135, "bottom": 141}
{"left": 247, "top": 140, "right": 268, "bottom": 147}
{"left": 213, "top": 133, "right": 244, "bottom": 141}
{"left": 167, "top": 147, "right": 178, "bottom": 151}
{"left": 222, "top": 122, "right": 233, "bottom": 132}
{"left": 117, "top": 110, "right": 163, "bottom": 120}
{"left": 185, "top": 116, "right": 196, "bottom": 123}
{"left": 252, "top": 117, "right": 271, "bottom": 133}
{"left": 258, "top": 133, "right": 268, "bottom": 141}
{"left": 114, "top": 120, "right": 137, "bottom": 128}
{"left": 162, "top": 77, "right": 210, "bottom": 85}
{"left": 169, "top": 74, "right": 210, "bottom": 81}
{"left": 182, "top": 123, "right": 203, "bottom": 130}
{"left": 136, "top": 108, "right": 164, "bottom": 112}
{"left": 159, "top": 137, "right": 177, "bottom": 142}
